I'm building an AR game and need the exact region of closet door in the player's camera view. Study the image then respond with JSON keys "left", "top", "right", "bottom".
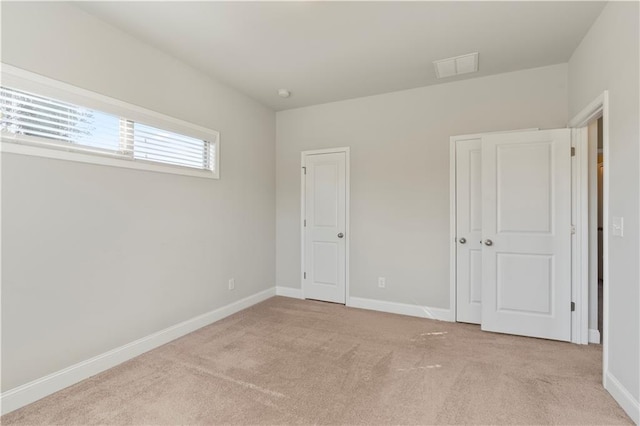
{"left": 481, "top": 129, "right": 572, "bottom": 341}
{"left": 303, "top": 151, "right": 347, "bottom": 304}
{"left": 455, "top": 138, "right": 483, "bottom": 324}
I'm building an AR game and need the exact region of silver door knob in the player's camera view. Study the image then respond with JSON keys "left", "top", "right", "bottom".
{"left": 484, "top": 239, "right": 493, "bottom": 246}
{"left": 459, "top": 237, "right": 466, "bottom": 244}
{"left": 337, "top": 233, "right": 344, "bottom": 238}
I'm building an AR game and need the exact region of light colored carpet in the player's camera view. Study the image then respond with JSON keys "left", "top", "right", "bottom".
{"left": 2, "top": 296, "right": 632, "bottom": 425}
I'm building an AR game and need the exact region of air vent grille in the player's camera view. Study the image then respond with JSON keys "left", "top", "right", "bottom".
{"left": 434, "top": 52, "right": 479, "bottom": 79}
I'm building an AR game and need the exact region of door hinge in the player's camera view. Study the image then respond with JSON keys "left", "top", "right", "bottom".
{"left": 304, "top": 219, "right": 306, "bottom": 227}
{"left": 304, "top": 272, "right": 306, "bottom": 279}
{"left": 302, "top": 166, "right": 307, "bottom": 174}
{"left": 571, "top": 225, "right": 576, "bottom": 235}
{"left": 571, "top": 147, "right": 576, "bottom": 157}
{"left": 571, "top": 302, "right": 575, "bottom": 312}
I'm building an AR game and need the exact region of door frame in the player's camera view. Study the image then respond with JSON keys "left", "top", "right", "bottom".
{"left": 300, "top": 147, "right": 351, "bottom": 304}
{"left": 569, "top": 91, "right": 609, "bottom": 362}
{"left": 449, "top": 129, "right": 538, "bottom": 323}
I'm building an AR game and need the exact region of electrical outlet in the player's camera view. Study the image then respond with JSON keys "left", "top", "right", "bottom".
{"left": 378, "top": 277, "right": 386, "bottom": 288}
{"left": 228, "top": 278, "right": 235, "bottom": 290}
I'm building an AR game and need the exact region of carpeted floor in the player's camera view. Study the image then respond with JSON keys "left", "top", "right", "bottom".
{"left": 2, "top": 296, "right": 632, "bottom": 425}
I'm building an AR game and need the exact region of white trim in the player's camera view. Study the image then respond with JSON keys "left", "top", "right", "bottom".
{"left": 587, "top": 120, "right": 600, "bottom": 347}
{"left": 588, "top": 328, "right": 601, "bottom": 344}
{"left": 448, "top": 129, "right": 539, "bottom": 142}
{"left": 605, "top": 371, "right": 640, "bottom": 424}
{"left": 449, "top": 138, "right": 457, "bottom": 322}
{"left": 0, "top": 63, "right": 220, "bottom": 179}
{"left": 0, "top": 287, "right": 276, "bottom": 415}
{"left": 347, "top": 297, "right": 453, "bottom": 322}
{"left": 300, "top": 147, "right": 350, "bottom": 305}
{"left": 569, "top": 92, "right": 607, "bottom": 128}
{"left": 0, "top": 113, "right": 3, "bottom": 417}
{"left": 300, "top": 147, "right": 351, "bottom": 156}
{"left": 449, "top": 128, "right": 538, "bottom": 323}
{"left": 1, "top": 141, "right": 218, "bottom": 180}
{"left": 571, "top": 127, "right": 589, "bottom": 344}
{"left": 275, "top": 286, "right": 304, "bottom": 299}
{"left": 300, "top": 156, "right": 306, "bottom": 295}
{"left": 601, "top": 94, "right": 610, "bottom": 386}
{"left": 569, "top": 91, "right": 609, "bottom": 385}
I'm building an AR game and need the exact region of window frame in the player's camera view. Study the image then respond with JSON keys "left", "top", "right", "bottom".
{"left": 1, "top": 64, "right": 220, "bottom": 179}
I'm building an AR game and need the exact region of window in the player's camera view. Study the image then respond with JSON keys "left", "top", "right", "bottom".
{"left": 0, "top": 65, "right": 219, "bottom": 178}
{"left": 131, "top": 122, "right": 212, "bottom": 170}
{"left": 1, "top": 87, "right": 123, "bottom": 152}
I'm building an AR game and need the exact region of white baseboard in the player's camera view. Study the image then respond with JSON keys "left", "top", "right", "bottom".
{"left": 1, "top": 287, "right": 276, "bottom": 415}
{"left": 276, "top": 286, "right": 304, "bottom": 299}
{"left": 605, "top": 370, "right": 640, "bottom": 424}
{"left": 588, "top": 328, "right": 601, "bottom": 344}
{"left": 347, "top": 297, "right": 453, "bottom": 322}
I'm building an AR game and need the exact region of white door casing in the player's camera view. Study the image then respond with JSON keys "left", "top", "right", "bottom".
{"left": 480, "top": 129, "right": 572, "bottom": 341}
{"left": 455, "top": 138, "right": 483, "bottom": 324}
{"left": 303, "top": 150, "right": 347, "bottom": 304}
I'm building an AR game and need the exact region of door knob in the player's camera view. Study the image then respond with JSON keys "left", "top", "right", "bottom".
{"left": 337, "top": 233, "right": 344, "bottom": 238}
{"left": 459, "top": 237, "right": 466, "bottom": 244}
{"left": 484, "top": 239, "right": 493, "bottom": 246}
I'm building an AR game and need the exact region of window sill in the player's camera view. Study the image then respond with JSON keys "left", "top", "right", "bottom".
{"left": 1, "top": 139, "right": 219, "bottom": 180}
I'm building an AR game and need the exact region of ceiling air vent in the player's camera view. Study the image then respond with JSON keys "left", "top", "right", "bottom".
{"left": 434, "top": 52, "right": 479, "bottom": 79}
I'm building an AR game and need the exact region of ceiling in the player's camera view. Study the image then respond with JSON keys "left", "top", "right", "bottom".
{"left": 76, "top": 2, "right": 606, "bottom": 111}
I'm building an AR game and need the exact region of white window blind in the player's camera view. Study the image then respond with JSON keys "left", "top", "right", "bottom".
{"left": 132, "top": 122, "right": 213, "bottom": 170}
{"left": 1, "top": 86, "right": 215, "bottom": 173}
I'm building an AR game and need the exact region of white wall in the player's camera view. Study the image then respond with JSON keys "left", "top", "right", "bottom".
{"left": 1, "top": 2, "right": 275, "bottom": 391}
{"left": 568, "top": 2, "right": 640, "bottom": 420}
{"left": 276, "top": 64, "right": 568, "bottom": 310}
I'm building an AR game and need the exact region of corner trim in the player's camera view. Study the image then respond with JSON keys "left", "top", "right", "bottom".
{"left": 275, "top": 286, "right": 304, "bottom": 299}
{"left": 0, "top": 287, "right": 276, "bottom": 415}
{"left": 347, "top": 297, "right": 453, "bottom": 322}
{"left": 588, "top": 328, "right": 601, "bottom": 344}
{"left": 605, "top": 371, "right": 640, "bottom": 424}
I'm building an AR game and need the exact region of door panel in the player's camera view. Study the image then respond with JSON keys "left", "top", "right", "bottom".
{"left": 469, "top": 249, "right": 483, "bottom": 304}
{"left": 313, "top": 163, "right": 339, "bottom": 227}
{"left": 304, "top": 152, "right": 346, "bottom": 303}
{"left": 456, "top": 138, "right": 483, "bottom": 324}
{"left": 312, "top": 242, "right": 338, "bottom": 285}
{"left": 481, "top": 129, "right": 572, "bottom": 341}
{"left": 497, "top": 142, "right": 553, "bottom": 234}
{"left": 497, "top": 253, "right": 553, "bottom": 314}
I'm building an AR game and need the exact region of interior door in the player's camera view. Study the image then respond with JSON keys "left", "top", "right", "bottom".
{"left": 456, "top": 138, "right": 483, "bottom": 324}
{"left": 481, "top": 129, "right": 572, "bottom": 341}
{"left": 303, "top": 151, "right": 347, "bottom": 304}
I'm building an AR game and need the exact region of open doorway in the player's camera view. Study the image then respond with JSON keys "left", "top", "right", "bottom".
{"left": 571, "top": 91, "right": 608, "bottom": 351}
{"left": 588, "top": 117, "right": 604, "bottom": 344}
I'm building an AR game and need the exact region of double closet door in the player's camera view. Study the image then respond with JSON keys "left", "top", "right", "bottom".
{"left": 455, "top": 129, "right": 572, "bottom": 342}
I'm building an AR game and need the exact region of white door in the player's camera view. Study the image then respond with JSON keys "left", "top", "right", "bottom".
{"left": 303, "top": 151, "right": 347, "bottom": 304}
{"left": 481, "top": 129, "right": 572, "bottom": 341}
{"left": 456, "top": 138, "right": 483, "bottom": 324}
